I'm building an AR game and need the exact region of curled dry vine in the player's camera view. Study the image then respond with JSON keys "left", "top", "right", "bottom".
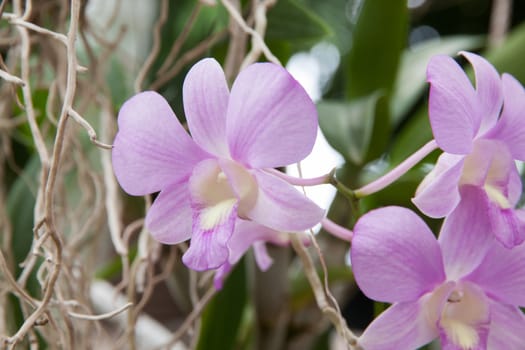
{"left": 0, "top": 0, "right": 357, "bottom": 348}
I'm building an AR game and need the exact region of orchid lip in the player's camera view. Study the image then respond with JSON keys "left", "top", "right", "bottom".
{"left": 423, "top": 281, "right": 489, "bottom": 350}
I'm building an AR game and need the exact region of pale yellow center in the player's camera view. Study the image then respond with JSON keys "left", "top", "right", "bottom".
{"left": 423, "top": 282, "right": 488, "bottom": 350}
{"left": 460, "top": 142, "right": 510, "bottom": 209}
{"left": 191, "top": 160, "right": 258, "bottom": 229}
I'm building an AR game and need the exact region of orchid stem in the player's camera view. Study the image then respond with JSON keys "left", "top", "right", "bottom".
{"left": 321, "top": 218, "right": 353, "bottom": 242}
{"left": 354, "top": 139, "right": 439, "bottom": 198}
{"left": 329, "top": 170, "right": 355, "bottom": 201}
{"left": 265, "top": 168, "right": 332, "bottom": 187}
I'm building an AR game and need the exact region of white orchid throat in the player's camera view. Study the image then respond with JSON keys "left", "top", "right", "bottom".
{"left": 190, "top": 158, "right": 258, "bottom": 231}
{"left": 424, "top": 281, "right": 489, "bottom": 350}
{"left": 460, "top": 141, "right": 512, "bottom": 209}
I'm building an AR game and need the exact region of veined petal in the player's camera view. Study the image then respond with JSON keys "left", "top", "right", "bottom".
{"left": 507, "top": 164, "right": 522, "bottom": 206}
{"left": 182, "top": 200, "right": 238, "bottom": 271}
{"left": 460, "top": 51, "right": 503, "bottom": 135}
{"left": 226, "top": 63, "right": 317, "bottom": 168}
{"left": 245, "top": 170, "right": 324, "bottom": 232}
{"left": 460, "top": 139, "right": 512, "bottom": 189}
{"left": 184, "top": 159, "right": 240, "bottom": 270}
{"left": 213, "top": 221, "right": 287, "bottom": 289}
{"left": 351, "top": 206, "right": 445, "bottom": 303}
{"left": 145, "top": 181, "right": 192, "bottom": 244}
{"left": 485, "top": 74, "right": 525, "bottom": 161}
{"left": 487, "top": 303, "right": 525, "bottom": 349}
{"left": 488, "top": 203, "right": 525, "bottom": 248}
{"left": 438, "top": 186, "right": 495, "bottom": 280}
{"left": 412, "top": 153, "right": 464, "bottom": 218}
{"left": 183, "top": 58, "right": 229, "bottom": 156}
{"left": 437, "top": 281, "right": 490, "bottom": 350}
{"left": 227, "top": 219, "right": 286, "bottom": 266}
{"left": 112, "top": 91, "right": 208, "bottom": 195}
{"left": 427, "top": 55, "right": 479, "bottom": 154}
{"left": 358, "top": 302, "right": 437, "bottom": 350}
{"left": 465, "top": 237, "right": 525, "bottom": 306}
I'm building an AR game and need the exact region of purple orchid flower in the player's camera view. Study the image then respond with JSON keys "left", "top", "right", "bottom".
{"left": 413, "top": 51, "right": 525, "bottom": 248}
{"left": 351, "top": 205, "right": 525, "bottom": 350}
{"left": 112, "top": 58, "right": 324, "bottom": 271}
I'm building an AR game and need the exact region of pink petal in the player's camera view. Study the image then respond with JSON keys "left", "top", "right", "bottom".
{"left": 245, "top": 170, "right": 324, "bottom": 232}
{"left": 253, "top": 242, "right": 273, "bottom": 271}
{"left": 213, "top": 262, "right": 232, "bottom": 290}
{"left": 487, "top": 303, "right": 525, "bottom": 349}
{"left": 507, "top": 164, "right": 522, "bottom": 206}
{"left": 212, "top": 221, "right": 286, "bottom": 289}
{"left": 358, "top": 302, "right": 437, "bottom": 350}
{"left": 183, "top": 58, "right": 230, "bottom": 156}
{"left": 412, "top": 153, "right": 464, "bottom": 218}
{"left": 438, "top": 186, "right": 496, "bottom": 280}
{"left": 112, "top": 91, "right": 208, "bottom": 195}
{"left": 436, "top": 281, "right": 490, "bottom": 350}
{"left": 145, "top": 181, "right": 192, "bottom": 244}
{"left": 351, "top": 206, "right": 445, "bottom": 303}
{"left": 461, "top": 139, "right": 514, "bottom": 189}
{"left": 427, "top": 55, "right": 479, "bottom": 154}
{"left": 488, "top": 204, "right": 525, "bottom": 248}
{"left": 227, "top": 219, "right": 284, "bottom": 266}
{"left": 485, "top": 74, "right": 525, "bottom": 161}
{"left": 182, "top": 201, "right": 238, "bottom": 271}
{"left": 460, "top": 51, "right": 503, "bottom": 135}
{"left": 465, "top": 237, "right": 525, "bottom": 306}
{"left": 226, "top": 63, "right": 317, "bottom": 168}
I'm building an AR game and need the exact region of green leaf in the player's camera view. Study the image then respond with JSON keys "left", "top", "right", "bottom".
{"left": 196, "top": 261, "right": 247, "bottom": 350}
{"left": 300, "top": 0, "right": 352, "bottom": 53}
{"left": 391, "top": 35, "right": 484, "bottom": 125}
{"left": 344, "top": 0, "right": 407, "bottom": 99}
{"left": 318, "top": 92, "right": 383, "bottom": 165}
{"left": 343, "top": 0, "right": 408, "bottom": 161}
{"left": 6, "top": 155, "right": 44, "bottom": 338}
{"left": 266, "top": 0, "right": 333, "bottom": 61}
{"left": 487, "top": 21, "right": 525, "bottom": 83}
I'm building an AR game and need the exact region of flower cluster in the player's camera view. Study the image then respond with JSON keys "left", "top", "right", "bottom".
{"left": 352, "top": 52, "right": 525, "bottom": 349}
{"left": 112, "top": 58, "right": 323, "bottom": 288}
{"left": 112, "top": 52, "right": 525, "bottom": 349}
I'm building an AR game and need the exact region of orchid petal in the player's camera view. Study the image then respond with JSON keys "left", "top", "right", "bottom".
{"left": 438, "top": 186, "right": 495, "bottom": 280}
{"left": 183, "top": 58, "right": 230, "bottom": 156}
{"left": 437, "top": 282, "right": 490, "bottom": 350}
{"left": 487, "top": 303, "right": 525, "bottom": 349}
{"left": 182, "top": 200, "right": 238, "bottom": 271}
{"left": 183, "top": 159, "right": 240, "bottom": 270}
{"left": 226, "top": 63, "right": 317, "bottom": 168}
{"left": 412, "top": 153, "right": 464, "bottom": 218}
{"left": 246, "top": 170, "right": 324, "bottom": 232}
{"left": 227, "top": 219, "right": 284, "bottom": 266}
{"left": 145, "top": 181, "right": 192, "bottom": 244}
{"left": 427, "top": 55, "right": 479, "bottom": 154}
{"left": 358, "top": 302, "right": 437, "bottom": 350}
{"left": 465, "top": 237, "right": 525, "bottom": 306}
{"left": 507, "top": 164, "right": 522, "bottom": 206}
{"left": 460, "top": 139, "right": 512, "bottom": 188}
{"left": 486, "top": 73, "right": 525, "bottom": 161}
{"left": 253, "top": 242, "right": 273, "bottom": 271}
{"left": 112, "top": 91, "right": 208, "bottom": 195}
{"left": 213, "top": 262, "right": 232, "bottom": 290}
{"left": 351, "top": 206, "right": 445, "bottom": 303}
{"left": 488, "top": 203, "right": 525, "bottom": 248}
{"left": 460, "top": 51, "right": 503, "bottom": 134}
